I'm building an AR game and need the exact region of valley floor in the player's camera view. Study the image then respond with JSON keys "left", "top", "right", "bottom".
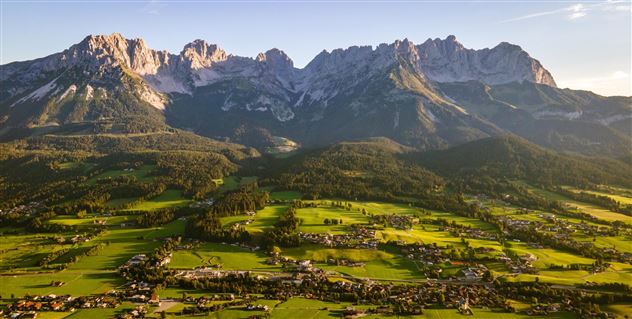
{"left": 2, "top": 186, "right": 632, "bottom": 319}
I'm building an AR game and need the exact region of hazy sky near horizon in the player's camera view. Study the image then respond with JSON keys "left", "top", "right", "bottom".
{"left": 1, "top": 0, "right": 630, "bottom": 96}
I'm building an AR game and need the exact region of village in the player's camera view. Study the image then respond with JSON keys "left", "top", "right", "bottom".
{"left": 297, "top": 227, "right": 378, "bottom": 249}
{"left": 0, "top": 202, "right": 42, "bottom": 218}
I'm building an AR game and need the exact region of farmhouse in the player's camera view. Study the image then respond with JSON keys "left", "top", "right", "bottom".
{"left": 119, "top": 254, "right": 147, "bottom": 270}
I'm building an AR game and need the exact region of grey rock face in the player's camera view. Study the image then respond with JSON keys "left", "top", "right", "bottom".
{"left": 416, "top": 36, "right": 556, "bottom": 87}
{"left": 1, "top": 33, "right": 557, "bottom": 104}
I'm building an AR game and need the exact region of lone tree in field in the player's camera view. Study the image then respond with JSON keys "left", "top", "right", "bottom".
{"left": 324, "top": 218, "right": 330, "bottom": 225}
{"left": 270, "top": 245, "right": 282, "bottom": 256}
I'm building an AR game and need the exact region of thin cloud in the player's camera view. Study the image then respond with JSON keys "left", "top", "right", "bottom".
{"left": 140, "top": 0, "right": 166, "bottom": 16}
{"left": 567, "top": 4, "right": 588, "bottom": 20}
{"left": 500, "top": 7, "right": 569, "bottom": 23}
{"left": 568, "top": 12, "right": 587, "bottom": 20}
{"left": 501, "top": 1, "right": 625, "bottom": 23}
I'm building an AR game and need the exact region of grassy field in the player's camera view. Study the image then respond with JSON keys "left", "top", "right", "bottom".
{"left": 65, "top": 302, "right": 138, "bottom": 319}
{"left": 85, "top": 164, "right": 155, "bottom": 185}
{"left": 46, "top": 214, "right": 135, "bottom": 227}
{"left": 266, "top": 298, "right": 353, "bottom": 319}
{"left": 0, "top": 269, "right": 123, "bottom": 297}
{"left": 563, "top": 186, "right": 632, "bottom": 205}
{"left": 69, "top": 220, "right": 185, "bottom": 271}
{"left": 529, "top": 187, "right": 632, "bottom": 224}
{"left": 329, "top": 200, "right": 424, "bottom": 216}
{"left": 216, "top": 176, "right": 258, "bottom": 193}
{"left": 283, "top": 245, "right": 421, "bottom": 280}
{"left": 170, "top": 242, "right": 424, "bottom": 280}
{"left": 221, "top": 205, "right": 286, "bottom": 235}
{"left": 378, "top": 228, "right": 463, "bottom": 246}
{"left": 171, "top": 299, "right": 280, "bottom": 319}
{"left": 31, "top": 312, "right": 75, "bottom": 319}
{"left": 157, "top": 298, "right": 579, "bottom": 319}
{"left": 572, "top": 234, "right": 632, "bottom": 254}
{"left": 506, "top": 242, "right": 594, "bottom": 268}
{"left": 602, "top": 303, "right": 632, "bottom": 317}
{"left": 0, "top": 234, "right": 63, "bottom": 271}
{"left": 145, "top": 297, "right": 580, "bottom": 319}
{"left": 122, "top": 189, "right": 192, "bottom": 211}
{"left": 1, "top": 220, "right": 185, "bottom": 297}
{"left": 431, "top": 211, "right": 498, "bottom": 231}
{"left": 502, "top": 262, "right": 632, "bottom": 285}
{"left": 295, "top": 205, "right": 370, "bottom": 233}
{"left": 169, "top": 242, "right": 278, "bottom": 271}
{"left": 0, "top": 299, "right": 583, "bottom": 319}
{"left": 266, "top": 298, "right": 380, "bottom": 319}
{"left": 506, "top": 269, "right": 632, "bottom": 286}
{"left": 378, "top": 226, "right": 502, "bottom": 255}
{"left": 420, "top": 309, "right": 576, "bottom": 319}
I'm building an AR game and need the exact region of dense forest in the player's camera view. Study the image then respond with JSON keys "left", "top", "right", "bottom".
{"left": 261, "top": 139, "right": 443, "bottom": 200}
{"left": 415, "top": 136, "right": 632, "bottom": 188}
{"left": 185, "top": 184, "right": 268, "bottom": 243}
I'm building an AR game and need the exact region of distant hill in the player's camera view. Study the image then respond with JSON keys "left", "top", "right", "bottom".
{"left": 438, "top": 81, "right": 632, "bottom": 157}
{"left": 415, "top": 136, "right": 632, "bottom": 188}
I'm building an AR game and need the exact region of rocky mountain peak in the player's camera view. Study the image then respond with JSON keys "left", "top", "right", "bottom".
{"left": 495, "top": 41, "right": 521, "bottom": 50}
{"left": 256, "top": 48, "right": 294, "bottom": 69}
{"left": 180, "top": 39, "right": 227, "bottom": 69}
{"left": 81, "top": 32, "right": 127, "bottom": 49}
{"left": 393, "top": 38, "right": 415, "bottom": 51}
{"left": 418, "top": 35, "right": 466, "bottom": 59}
{"left": 391, "top": 38, "right": 420, "bottom": 65}
{"left": 416, "top": 35, "right": 556, "bottom": 87}
{"left": 67, "top": 33, "right": 132, "bottom": 66}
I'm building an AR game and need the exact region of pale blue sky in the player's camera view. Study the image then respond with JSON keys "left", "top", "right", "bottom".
{"left": 1, "top": 0, "right": 630, "bottom": 96}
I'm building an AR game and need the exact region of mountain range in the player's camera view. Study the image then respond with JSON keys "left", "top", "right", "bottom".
{"left": 1, "top": 33, "right": 630, "bottom": 156}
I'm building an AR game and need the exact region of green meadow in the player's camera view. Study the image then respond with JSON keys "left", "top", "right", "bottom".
{"left": 65, "top": 302, "right": 138, "bottom": 319}
{"left": 215, "top": 176, "right": 259, "bottom": 193}
{"left": 324, "top": 200, "right": 423, "bottom": 216}
{"left": 69, "top": 220, "right": 185, "bottom": 271}
{"left": 85, "top": 164, "right": 155, "bottom": 185}
{"left": 528, "top": 187, "right": 632, "bottom": 224}
{"left": 220, "top": 205, "right": 286, "bottom": 236}
{"left": 46, "top": 214, "right": 135, "bottom": 227}
{"left": 563, "top": 186, "right": 632, "bottom": 205}
{"left": 169, "top": 242, "right": 277, "bottom": 271}
{"left": 122, "top": 189, "right": 192, "bottom": 211}
{"left": 295, "top": 205, "right": 370, "bottom": 233}
{"left": 506, "top": 242, "right": 594, "bottom": 268}
{"left": 506, "top": 267, "right": 632, "bottom": 286}
{"left": 284, "top": 245, "right": 421, "bottom": 280}
{"left": 0, "top": 270, "right": 122, "bottom": 297}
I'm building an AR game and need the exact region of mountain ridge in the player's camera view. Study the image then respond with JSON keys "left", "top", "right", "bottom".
{"left": 1, "top": 33, "right": 556, "bottom": 98}
{"left": 1, "top": 33, "right": 630, "bottom": 156}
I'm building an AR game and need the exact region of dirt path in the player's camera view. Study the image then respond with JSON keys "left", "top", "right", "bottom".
{"left": 153, "top": 299, "right": 179, "bottom": 313}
